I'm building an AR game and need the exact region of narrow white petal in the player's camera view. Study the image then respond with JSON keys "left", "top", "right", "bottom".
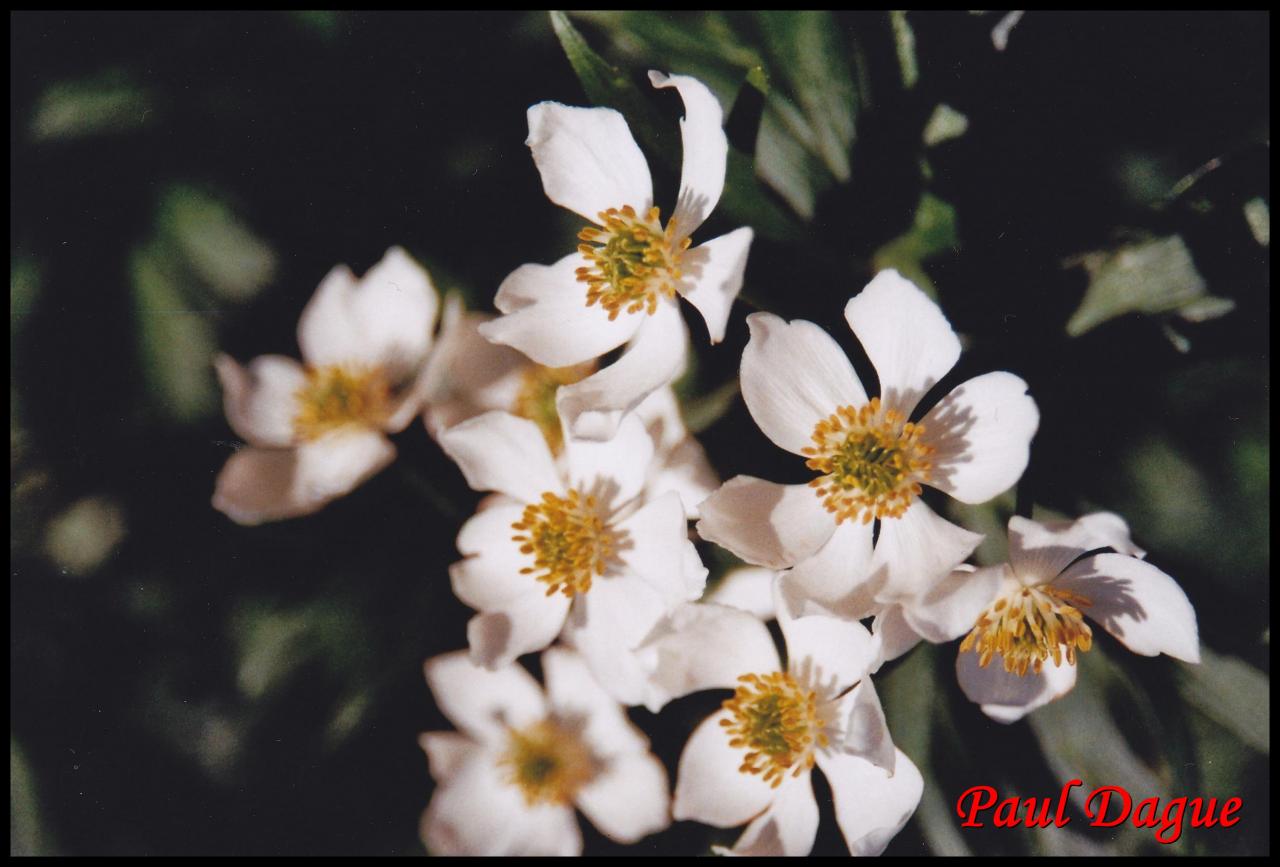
{"left": 718, "top": 774, "right": 818, "bottom": 857}
{"left": 776, "top": 520, "right": 875, "bottom": 621}
{"left": 648, "top": 70, "right": 728, "bottom": 238}
{"left": 696, "top": 476, "right": 836, "bottom": 570}
{"left": 956, "top": 651, "right": 1077, "bottom": 723}
{"left": 740, "top": 312, "right": 867, "bottom": 455}
{"left": 819, "top": 747, "right": 923, "bottom": 856}
{"left": 843, "top": 270, "right": 960, "bottom": 416}
{"left": 1055, "top": 553, "right": 1200, "bottom": 663}
{"left": 214, "top": 353, "right": 305, "bottom": 447}
{"left": 449, "top": 502, "right": 532, "bottom": 611}
{"left": 677, "top": 227, "right": 753, "bottom": 344}
{"left": 418, "top": 731, "right": 481, "bottom": 784}
{"left": 1008, "top": 513, "right": 1145, "bottom": 584}
{"left": 437, "top": 411, "right": 563, "bottom": 503}
{"left": 706, "top": 566, "right": 778, "bottom": 621}
{"left": 781, "top": 612, "right": 877, "bottom": 699}
{"left": 466, "top": 589, "right": 571, "bottom": 670}
{"left": 922, "top": 372, "right": 1038, "bottom": 504}
{"left": 614, "top": 492, "right": 699, "bottom": 607}
{"left": 576, "top": 751, "right": 671, "bottom": 844}
{"left": 871, "top": 498, "right": 983, "bottom": 604}
{"left": 673, "top": 709, "right": 778, "bottom": 827}
{"left": 526, "top": 101, "right": 653, "bottom": 221}
{"left": 565, "top": 413, "right": 653, "bottom": 508}
{"left": 422, "top": 650, "right": 547, "bottom": 747}
{"left": 899, "top": 563, "right": 1005, "bottom": 644}
{"left": 541, "top": 647, "right": 648, "bottom": 758}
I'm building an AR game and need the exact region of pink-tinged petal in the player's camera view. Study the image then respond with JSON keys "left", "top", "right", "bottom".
{"left": 421, "top": 303, "right": 528, "bottom": 434}
{"left": 776, "top": 520, "right": 874, "bottom": 621}
{"left": 826, "top": 679, "right": 895, "bottom": 773}
{"left": 922, "top": 371, "right": 1038, "bottom": 505}
{"left": 565, "top": 413, "right": 653, "bottom": 509}
{"left": 844, "top": 270, "right": 960, "bottom": 416}
{"left": 212, "top": 447, "right": 307, "bottom": 526}
{"left": 526, "top": 101, "right": 653, "bottom": 221}
{"left": 717, "top": 774, "right": 818, "bottom": 857}
{"left": 706, "top": 566, "right": 778, "bottom": 621}
{"left": 423, "top": 650, "right": 547, "bottom": 746}
{"left": 466, "top": 589, "right": 571, "bottom": 671}
{"left": 576, "top": 751, "right": 671, "bottom": 844}
{"left": 541, "top": 647, "right": 648, "bottom": 759}
{"left": 871, "top": 498, "right": 984, "bottom": 604}
{"left": 696, "top": 476, "right": 836, "bottom": 570}
{"left": 740, "top": 312, "right": 867, "bottom": 456}
{"left": 871, "top": 604, "right": 923, "bottom": 667}
{"left": 481, "top": 252, "right": 641, "bottom": 367}
{"left": 214, "top": 353, "right": 305, "bottom": 447}
{"left": 437, "top": 411, "right": 563, "bottom": 503}
{"left": 564, "top": 574, "right": 669, "bottom": 707}
{"left": 781, "top": 612, "right": 877, "bottom": 699}
{"left": 418, "top": 731, "right": 481, "bottom": 784}
{"left": 648, "top": 70, "right": 727, "bottom": 239}
{"left": 678, "top": 227, "right": 753, "bottom": 344}
{"left": 819, "top": 747, "right": 923, "bottom": 856}
{"left": 614, "top": 492, "right": 700, "bottom": 606}
{"left": 449, "top": 502, "right": 532, "bottom": 611}
{"left": 295, "top": 263, "right": 359, "bottom": 366}
{"left": 900, "top": 563, "right": 1004, "bottom": 644}
{"left": 672, "top": 709, "right": 778, "bottom": 827}
{"left": 1008, "top": 513, "right": 1145, "bottom": 584}
{"left": 956, "top": 650, "right": 1077, "bottom": 723}
{"left": 556, "top": 300, "right": 688, "bottom": 441}
{"left": 1055, "top": 553, "right": 1199, "bottom": 663}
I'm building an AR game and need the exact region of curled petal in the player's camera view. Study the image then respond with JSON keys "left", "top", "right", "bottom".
{"left": 214, "top": 353, "right": 305, "bottom": 448}
{"left": 818, "top": 747, "right": 923, "bottom": 856}
{"left": 648, "top": 70, "right": 728, "bottom": 238}
{"left": 697, "top": 476, "right": 836, "bottom": 570}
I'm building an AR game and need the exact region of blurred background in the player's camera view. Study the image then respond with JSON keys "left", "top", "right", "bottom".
{"left": 10, "top": 10, "right": 1269, "bottom": 856}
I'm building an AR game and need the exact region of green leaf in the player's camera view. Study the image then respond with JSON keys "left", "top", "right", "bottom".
{"left": 872, "top": 193, "right": 959, "bottom": 297}
{"left": 923, "top": 104, "right": 969, "bottom": 147}
{"left": 889, "top": 11, "right": 919, "bottom": 90}
{"left": 158, "top": 185, "right": 277, "bottom": 303}
{"left": 11, "top": 736, "right": 52, "bottom": 856}
{"left": 1177, "top": 648, "right": 1269, "bottom": 755}
{"left": 1243, "top": 196, "right": 1269, "bottom": 247}
{"left": 29, "top": 70, "right": 154, "bottom": 142}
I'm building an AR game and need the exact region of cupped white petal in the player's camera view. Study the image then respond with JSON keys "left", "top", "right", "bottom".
{"left": 437, "top": 411, "right": 563, "bottom": 504}
{"left": 466, "top": 589, "right": 572, "bottom": 671}
{"left": 423, "top": 650, "right": 547, "bottom": 746}
{"left": 672, "top": 709, "right": 778, "bottom": 827}
{"left": 956, "top": 650, "right": 1077, "bottom": 723}
{"left": 899, "top": 563, "right": 1005, "bottom": 644}
{"left": 541, "top": 647, "right": 648, "bottom": 759}
{"left": 781, "top": 612, "right": 877, "bottom": 700}
{"left": 295, "top": 263, "right": 359, "bottom": 366}
{"left": 922, "top": 371, "right": 1038, "bottom": 504}
{"left": 1054, "top": 553, "right": 1199, "bottom": 663}
{"left": 648, "top": 70, "right": 728, "bottom": 239}
{"left": 418, "top": 731, "right": 481, "bottom": 784}
{"left": 819, "top": 747, "right": 923, "bottom": 856}
{"left": 214, "top": 353, "right": 305, "bottom": 447}
{"left": 717, "top": 773, "right": 818, "bottom": 857}
{"left": 614, "top": 492, "right": 702, "bottom": 606}
{"left": 706, "top": 566, "right": 778, "bottom": 621}
{"left": 843, "top": 270, "right": 960, "bottom": 416}
{"left": 696, "top": 476, "right": 836, "bottom": 570}
{"left": 1008, "top": 513, "right": 1145, "bottom": 585}
{"left": 871, "top": 498, "right": 983, "bottom": 604}
{"left": 826, "top": 678, "right": 895, "bottom": 773}
{"left": 565, "top": 413, "right": 653, "bottom": 508}
{"left": 576, "top": 751, "right": 671, "bottom": 844}
{"left": 526, "top": 101, "right": 653, "bottom": 221}
{"left": 740, "top": 312, "right": 867, "bottom": 456}
{"left": 677, "top": 227, "right": 753, "bottom": 344}
{"left": 450, "top": 501, "right": 532, "bottom": 611}
{"left": 776, "top": 519, "right": 875, "bottom": 621}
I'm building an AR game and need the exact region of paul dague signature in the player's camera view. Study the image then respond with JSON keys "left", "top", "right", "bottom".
{"left": 957, "top": 780, "right": 1242, "bottom": 844}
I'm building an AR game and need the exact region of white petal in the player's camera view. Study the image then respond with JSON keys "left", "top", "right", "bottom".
{"left": 633, "top": 384, "right": 689, "bottom": 455}
{"left": 291, "top": 430, "right": 396, "bottom": 507}
{"left": 819, "top": 747, "right": 923, "bottom": 856}
{"left": 677, "top": 227, "right": 753, "bottom": 344}
{"left": 449, "top": 502, "right": 532, "bottom": 611}
{"left": 422, "top": 650, "right": 547, "bottom": 746}
{"left": 646, "top": 435, "right": 720, "bottom": 520}
{"left": 564, "top": 574, "right": 669, "bottom": 706}
{"left": 843, "top": 270, "right": 960, "bottom": 416}
{"left": 541, "top": 646, "right": 648, "bottom": 758}
{"left": 212, "top": 447, "right": 307, "bottom": 526}
{"left": 719, "top": 774, "right": 818, "bottom": 857}
{"left": 1055, "top": 553, "right": 1199, "bottom": 663}
{"left": 481, "top": 252, "right": 641, "bottom": 367}
{"left": 740, "top": 312, "right": 867, "bottom": 455}
{"left": 577, "top": 751, "right": 671, "bottom": 844}
{"left": 706, "top": 566, "right": 778, "bottom": 621}
{"left": 214, "top": 353, "right": 304, "bottom": 447}
{"left": 672, "top": 709, "right": 778, "bottom": 827}
{"left": 871, "top": 498, "right": 983, "bottom": 604}
{"left": 418, "top": 731, "right": 481, "bottom": 784}
{"left": 648, "top": 70, "right": 727, "bottom": 238}
{"left": 466, "top": 589, "right": 571, "bottom": 670}
{"left": 956, "top": 651, "right": 1078, "bottom": 723}
{"left": 1008, "top": 513, "right": 1145, "bottom": 584}
{"left": 871, "top": 605, "right": 923, "bottom": 667}
{"left": 781, "top": 612, "right": 877, "bottom": 699}
{"left": 437, "top": 411, "right": 563, "bottom": 503}
{"left": 564, "top": 412, "right": 653, "bottom": 508}
{"left": 421, "top": 306, "right": 527, "bottom": 435}
{"left": 899, "top": 563, "right": 1005, "bottom": 644}
{"left": 696, "top": 476, "right": 836, "bottom": 570}
{"left": 1070, "top": 512, "right": 1146, "bottom": 559}
{"left": 614, "top": 492, "right": 700, "bottom": 606}
{"left": 776, "top": 519, "right": 875, "bottom": 621}
{"left": 526, "top": 101, "right": 653, "bottom": 221}
{"left": 555, "top": 300, "right": 688, "bottom": 441}
{"left": 922, "top": 372, "right": 1038, "bottom": 504}
{"left": 826, "top": 678, "right": 895, "bottom": 773}
{"left": 295, "top": 263, "right": 359, "bottom": 367}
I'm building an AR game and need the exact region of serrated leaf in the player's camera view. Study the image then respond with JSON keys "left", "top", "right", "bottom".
{"left": 1065, "top": 235, "right": 1209, "bottom": 336}
{"left": 1177, "top": 647, "right": 1269, "bottom": 755}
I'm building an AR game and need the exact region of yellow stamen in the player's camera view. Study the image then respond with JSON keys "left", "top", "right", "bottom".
{"left": 511, "top": 362, "right": 597, "bottom": 455}
{"left": 511, "top": 489, "right": 614, "bottom": 597}
{"left": 720, "top": 672, "right": 827, "bottom": 788}
{"left": 802, "top": 397, "right": 934, "bottom": 524}
{"left": 498, "top": 718, "right": 596, "bottom": 807}
{"left": 292, "top": 364, "right": 392, "bottom": 440}
{"left": 576, "top": 205, "right": 689, "bottom": 320}
{"left": 960, "top": 584, "right": 1094, "bottom": 676}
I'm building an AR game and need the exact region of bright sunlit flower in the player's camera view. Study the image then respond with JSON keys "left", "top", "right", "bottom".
{"left": 419, "top": 647, "right": 670, "bottom": 856}
{"left": 697, "top": 270, "right": 1040, "bottom": 621}
{"left": 212, "top": 247, "right": 437, "bottom": 525}
{"left": 479, "top": 71, "right": 754, "bottom": 441}
{"left": 437, "top": 409, "right": 707, "bottom": 694}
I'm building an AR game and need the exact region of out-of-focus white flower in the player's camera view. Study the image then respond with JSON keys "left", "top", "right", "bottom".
{"left": 213, "top": 247, "right": 437, "bottom": 525}
{"left": 635, "top": 599, "right": 921, "bottom": 856}
{"left": 480, "top": 71, "right": 754, "bottom": 442}
{"left": 697, "top": 270, "right": 1040, "bottom": 621}
{"left": 424, "top": 305, "right": 718, "bottom": 517}
{"left": 419, "top": 648, "right": 670, "bottom": 856}
{"left": 874, "top": 512, "right": 1200, "bottom": 723}
{"left": 437, "top": 410, "right": 706, "bottom": 698}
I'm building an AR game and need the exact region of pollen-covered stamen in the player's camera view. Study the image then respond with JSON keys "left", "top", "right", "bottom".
{"left": 576, "top": 205, "right": 690, "bottom": 320}
{"left": 511, "top": 361, "right": 598, "bottom": 455}
{"left": 720, "top": 671, "right": 828, "bottom": 789}
{"left": 511, "top": 489, "right": 614, "bottom": 598}
{"left": 802, "top": 397, "right": 934, "bottom": 525}
{"left": 498, "top": 718, "right": 597, "bottom": 807}
{"left": 960, "top": 584, "right": 1094, "bottom": 676}
{"left": 293, "top": 364, "right": 392, "bottom": 440}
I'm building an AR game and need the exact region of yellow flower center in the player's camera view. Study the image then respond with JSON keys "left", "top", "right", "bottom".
{"left": 511, "top": 489, "right": 614, "bottom": 598}
{"left": 498, "top": 718, "right": 596, "bottom": 807}
{"left": 960, "top": 584, "right": 1094, "bottom": 676}
{"left": 576, "top": 205, "right": 690, "bottom": 320}
{"left": 802, "top": 397, "right": 934, "bottom": 525}
{"left": 720, "top": 672, "right": 827, "bottom": 788}
{"left": 511, "top": 362, "right": 598, "bottom": 455}
{"left": 292, "top": 364, "right": 392, "bottom": 440}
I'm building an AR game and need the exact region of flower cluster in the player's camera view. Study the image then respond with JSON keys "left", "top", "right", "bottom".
{"left": 212, "top": 71, "right": 1200, "bottom": 856}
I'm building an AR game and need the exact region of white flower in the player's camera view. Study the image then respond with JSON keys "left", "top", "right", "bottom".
{"left": 419, "top": 647, "right": 670, "bottom": 856}
{"left": 875, "top": 512, "right": 1200, "bottom": 723}
{"left": 437, "top": 410, "right": 707, "bottom": 697}
{"left": 424, "top": 302, "right": 718, "bottom": 516}
{"left": 697, "top": 270, "right": 1040, "bottom": 621}
{"left": 212, "top": 247, "right": 437, "bottom": 525}
{"left": 479, "top": 71, "right": 754, "bottom": 441}
{"left": 635, "top": 600, "right": 921, "bottom": 856}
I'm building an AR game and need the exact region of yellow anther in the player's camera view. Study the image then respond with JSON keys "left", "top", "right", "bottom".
{"left": 511, "top": 489, "right": 613, "bottom": 597}
{"left": 960, "top": 584, "right": 1094, "bottom": 675}
{"left": 292, "top": 364, "right": 392, "bottom": 440}
{"left": 575, "top": 205, "right": 688, "bottom": 320}
{"left": 498, "top": 718, "right": 596, "bottom": 806}
{"left": 511, "top": 361, "right": 597, "bottom": 455}
{"left": 720, "top": 672, "right": 827, "bottom": 788}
